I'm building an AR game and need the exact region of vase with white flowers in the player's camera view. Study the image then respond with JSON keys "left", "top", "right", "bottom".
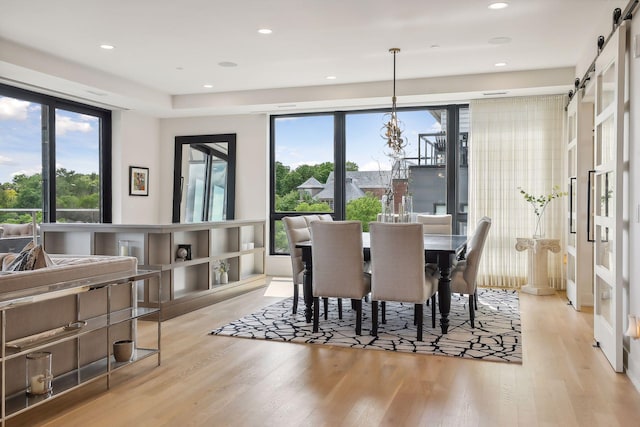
{"left": 518, "top": 185, "right": 567, "bottom": 238}
{"left": 216, "top": 260, "right": 229, "bottom": 284}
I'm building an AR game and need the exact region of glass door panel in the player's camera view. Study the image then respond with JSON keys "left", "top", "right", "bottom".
{"left": 592, "top": 21, "right": 625, "bottom": 373}
{"left": 272, "top": 114, "right": 334, "bottom": 254}
{"left": 54, "top": 108, "right": 100, "bottom": 223}
{"left": 0, "top": 96, "right": 43, "bottom": 226}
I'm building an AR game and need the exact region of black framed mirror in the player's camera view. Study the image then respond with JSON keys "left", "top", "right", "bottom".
{"left": 172, "top": 134, "right": 236, "bottom": 223}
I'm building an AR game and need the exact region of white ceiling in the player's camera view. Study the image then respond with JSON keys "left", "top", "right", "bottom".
{"left": 0, "top": 0, "right": 630, "bottom": 116}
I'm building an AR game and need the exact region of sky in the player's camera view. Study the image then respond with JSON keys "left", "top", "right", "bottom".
{"left": 274, "top": 109, "right": 443, "bottom": 172}
{"left": 0, "top": 95, "right": 100, "bottom": 184}
{"left": 1, "top": 94, "right": 444, "bottom": 185}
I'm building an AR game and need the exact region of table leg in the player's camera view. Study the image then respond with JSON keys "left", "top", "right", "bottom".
{"left": 302, "top": 248, "right": 313, "bottom": 323}
{"left": 437, "top": 253, "right": 453, "bottom": 334}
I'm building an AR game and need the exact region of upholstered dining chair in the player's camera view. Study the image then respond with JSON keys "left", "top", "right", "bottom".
{"left": 416, "top": 214, "right": 452, "bottom": 235}
{"left": 310, "top": 220, "right": 371, "bottom": 335}
{"left": 283, "top": 214, "right": 334, "bottom": 315}
{"left": 369, "top": 222, "right": 439, "bottom": 341}
{"left": 449, "top": 216, "right": 492, "bottom": 328}
{"left": 282, "top": 216, "right": 310, "bottom": 315}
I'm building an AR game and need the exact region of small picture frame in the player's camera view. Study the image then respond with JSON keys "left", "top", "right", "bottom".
{"left": 129, "top": 166, "right": 149, "bottom": 196}
{"left": 177, "top": 244, "right": 192, "bottom": 261}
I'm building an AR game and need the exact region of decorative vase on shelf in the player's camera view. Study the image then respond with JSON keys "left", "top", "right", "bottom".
{"left": 220, "top": 272, "right": 228, "bottom": 284}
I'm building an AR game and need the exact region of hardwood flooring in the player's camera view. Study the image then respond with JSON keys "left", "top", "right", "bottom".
{"left": 12, "top": 277, "right": 640, "bottom": 427}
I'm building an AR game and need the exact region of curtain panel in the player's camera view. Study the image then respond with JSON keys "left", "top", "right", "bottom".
{"left": 469, "top": 95, "right": 567, "bottom": 288}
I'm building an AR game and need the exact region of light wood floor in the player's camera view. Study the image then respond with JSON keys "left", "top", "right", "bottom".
{"left": 13, "top": 277, "right": 640, "bottom": 427}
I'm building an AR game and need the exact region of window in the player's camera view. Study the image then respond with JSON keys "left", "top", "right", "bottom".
{"left": 0, "top": 84, "right": 111, "bottom": 224}
{"left": 270, "top": 105, "right": 468, "bottom": 255}
{"left": 271, "top": 114, "right": 334, "bottom": 254}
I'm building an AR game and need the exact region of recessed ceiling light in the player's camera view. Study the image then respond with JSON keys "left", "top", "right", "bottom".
{"left": 218, "top": 61, "right": 238, "bottom": 67}
{"left": 203, "top": 84, "right": 213, "bottom": 89}
{"left": 176, "top": 66, "right": 184, "bottom": 71}
{"left": 488, "top": 2, "right": 509, "bottom": 9}
{"left": 258, "top": 28, "right": 272, "bottom": 34}
{"left": 326, "top": 76, "right": 337, "bottom": 80}
{"left": 488, "top": 36, "right": 512, "bottom": 45}
{"left": 100, "top": 44, "right": 114, "bottom": 50}
{"left": 430, "top": 44, "right": 440, "bottom": 49}
{"left": 495, "top": 62, "right": 507, "bottom": 67}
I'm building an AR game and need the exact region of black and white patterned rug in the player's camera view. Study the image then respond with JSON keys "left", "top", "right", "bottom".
{"left": 210, "top": 288, "right": 522, "bottom": 363}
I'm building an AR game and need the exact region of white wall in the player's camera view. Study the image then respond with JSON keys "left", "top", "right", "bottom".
{"left": 158, "top": 114, "right": 268, "bottom": 223}
{"left": 111, "top": 110, "right": 161, "bottom": 224}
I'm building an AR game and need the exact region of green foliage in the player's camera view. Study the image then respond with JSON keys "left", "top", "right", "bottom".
{"left": 345, "top": 161, "right": 359, "bottom": 172}
{"left": 346, "top": 193, "right": 382, "bottom": 232}
{"left": 0, "top": 169, "right": 99, "bottom": 223}
{"left": 275, "top": 190, "right": 306, "bottom": 212}
{"left": 518, "top": 185, "right": 567, "bottom": 236}
{"left": 295, "top": 201, "right": 331, "bottom": 212}
{"left": 273, "top": 220, "right": 289, "bottom": 253}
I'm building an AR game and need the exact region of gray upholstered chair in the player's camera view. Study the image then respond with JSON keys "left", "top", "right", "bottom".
{"left": 310, "top": 220, "right": 370, "bottom": 335}
{"left": 369, "top": 222, "right": 439, "bottom": 341}
{"left": 283, "top": 214, "right": 333, "bottom": 315}
{"left": 282, "top": 216, "right": 311, "bottom": 314}
{"left": 416, "top": 214, "right": 452, "bottom": 235}
{"left": 449, "top": 216, "right": 492, "bottom": 328}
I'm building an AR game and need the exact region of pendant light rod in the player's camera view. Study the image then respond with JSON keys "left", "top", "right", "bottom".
{"left": 389, "top": 48, "right": 400, "bottom": 105}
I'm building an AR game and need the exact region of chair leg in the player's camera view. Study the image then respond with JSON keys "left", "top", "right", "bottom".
{"left": 371, "top": 300, "right": 379, "bottom": 336}
{"left": 474, "top": 290, "right": 478, "bottom": 310}
{"left": 292, "top": 283, "right": 299, "bottom": 314}
{"left": 313, "top": 296, "right": 320, "bottom": 333}
{"left": 338, "top": 298, "right": 343, "bottom": 319}
{"left": 431, "top": 294, "right": 436, "bottom": 328}
{"left": 381, "top": 301, "right": 386, "bottom": 324}
{"left": 416, "top": 303, "right": 423, "bottom": 341}
{"left": 469, "top": 294, "right": 475, "bottom": 328}
{"left": 323, "top": 297, "right": 329, "bottom": 320}
{"left": 354, "top": 299, "right": 362, "bottom": 335}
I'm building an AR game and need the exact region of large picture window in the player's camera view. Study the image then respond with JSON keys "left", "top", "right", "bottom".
{"left": 270, "top": 105, "right": 468, "bottom": 255}
{"left": 0, "top": 84, "right": 111, "bottom": 225}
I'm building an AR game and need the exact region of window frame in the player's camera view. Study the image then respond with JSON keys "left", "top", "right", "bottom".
{"left": 0, "top": 83, "right": 112, "bottom": 223}
{"left": 269, "top": 104, "right": 468, "bottom": 255}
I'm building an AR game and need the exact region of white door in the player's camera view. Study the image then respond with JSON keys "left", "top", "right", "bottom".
{"left": 593, "top": 21, "right": 626, "bottom": 372}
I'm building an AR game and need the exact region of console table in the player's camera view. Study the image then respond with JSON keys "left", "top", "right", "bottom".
{"left": 0, "top": 270, "right": 160, "bottom": 425}
{"left": 515, "top": 237, "right": 561, "bottom": 295}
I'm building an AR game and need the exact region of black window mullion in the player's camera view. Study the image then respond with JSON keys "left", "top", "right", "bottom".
{"left": 334, "top": 112, "right": 346, "bottom": 220}
{"left": 446, "top": 105, "right": 458, "bottom": 230}
{"left": 47, "top": 104, "right": 57, "bottom": 223}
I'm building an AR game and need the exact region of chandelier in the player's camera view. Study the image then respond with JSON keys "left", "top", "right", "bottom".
{"left": 381, "top": 48, "right": 407, "bottom": 154}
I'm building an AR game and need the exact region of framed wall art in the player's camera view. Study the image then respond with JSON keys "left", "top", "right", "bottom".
{"left": 129, "top": 166, "right": 149, "bottom": 196}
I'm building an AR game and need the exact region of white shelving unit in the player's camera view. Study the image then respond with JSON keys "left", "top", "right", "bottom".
{"left": 41, "top": 221, "right": 266, "bottom": 320}
{"left": 0, "top": 270, "right": 161, "bottom": 426}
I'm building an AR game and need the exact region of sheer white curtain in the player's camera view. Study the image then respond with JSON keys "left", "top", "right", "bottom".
{"left": 469, "top": 95, "right": 567, "bottom": 288}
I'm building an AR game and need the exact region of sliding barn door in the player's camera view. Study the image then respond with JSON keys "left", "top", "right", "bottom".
{"left": 592, "top": 21, "right": 626, "bottom": 372}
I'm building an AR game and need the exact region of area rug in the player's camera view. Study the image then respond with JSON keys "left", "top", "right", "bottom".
{"left": 210, "top": 288, "right": 522, "bottom": 363}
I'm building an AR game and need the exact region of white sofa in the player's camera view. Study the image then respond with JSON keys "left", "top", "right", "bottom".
{"left": 0, "top": 253, "right": 138, "bottom": 293}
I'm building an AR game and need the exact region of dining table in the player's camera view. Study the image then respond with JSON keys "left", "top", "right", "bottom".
{"left": 296, "top": 232, "right": 468, "bottom": 334}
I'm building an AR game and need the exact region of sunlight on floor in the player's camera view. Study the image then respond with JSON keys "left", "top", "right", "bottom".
{"left": 263, "top": 276, "right": 296, "bottom": 298}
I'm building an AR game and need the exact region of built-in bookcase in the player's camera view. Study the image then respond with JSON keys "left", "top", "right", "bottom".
{"left": 41, "top": 221, "right": 266, "bottom": 320}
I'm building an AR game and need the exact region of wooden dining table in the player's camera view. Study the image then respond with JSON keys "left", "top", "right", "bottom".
{"left": 296, "top": 232, "right": 468, "bottom": 334}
